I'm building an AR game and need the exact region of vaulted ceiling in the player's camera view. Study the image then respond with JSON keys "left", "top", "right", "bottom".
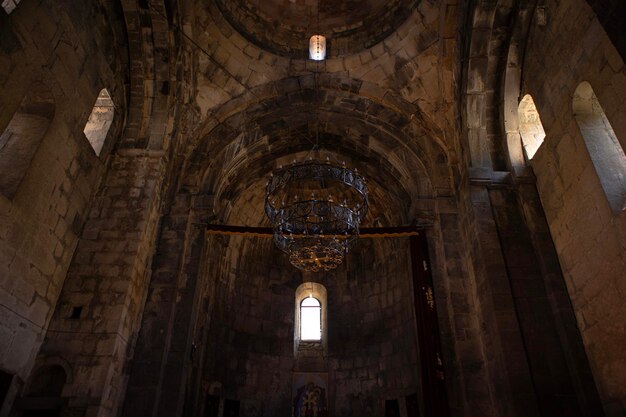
{"left": 160, "top": 0, "right": 464, "bottom": 228}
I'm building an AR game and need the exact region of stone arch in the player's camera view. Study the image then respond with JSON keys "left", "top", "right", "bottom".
{"left": 205, "top": 143, "right": 430, "bottom": 227}
{"left": 573, "top": 81, "right": 626, "bottom": 213}
{"left": 190, "top": 74, "right": 449, "bottom": 156}
{"left": 118, "top": 0, "right": 178, "bottom": 150}
{"left": 25, "top": 365, "right": 67, "bottom": 397}
{"left": 464, "top": 0, "right": 539, "bottom": 171}
{"left": 500, "top": 1, "right": 541, "bottom": 172}
{"left": 215, "top": 148, "right": 416, "bottom": 229}
{"left": 173, "top": 79, "right": 451, "bottom": 239}
{"left": 184, "top": 82, "right": 449, "bottom": 225}
{"left": 18, "top": 364, "right": 68, "bottom": 417}
{"left": 0, "top": 81, "right": 55, "bottom": 199}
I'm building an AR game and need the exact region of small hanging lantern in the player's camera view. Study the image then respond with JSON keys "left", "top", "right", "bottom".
{"left": 309, "top": 35, "right": 326, "bottom": 61}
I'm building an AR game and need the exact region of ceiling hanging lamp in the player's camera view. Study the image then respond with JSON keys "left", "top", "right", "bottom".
{"left": 309, "top": 0, "right": 326, "bottom": 61}
{"left": 309, "top": 35, "right": 326, "bottom": 60}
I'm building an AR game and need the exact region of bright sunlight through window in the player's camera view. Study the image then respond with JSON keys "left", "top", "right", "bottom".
{"left": 300, "top": 297, "right": 321, "bottom": 341}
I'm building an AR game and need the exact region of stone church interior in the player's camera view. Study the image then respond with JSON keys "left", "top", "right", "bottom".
{"left": 0, "top": 0, "right": 625, "bottom": 416}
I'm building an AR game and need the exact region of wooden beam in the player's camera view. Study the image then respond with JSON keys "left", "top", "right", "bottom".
{"left": 205, "top": 224, "right": 420, "bottom": 239}
{"left": 205, "top": 224, "right": 272, "bottom": 237}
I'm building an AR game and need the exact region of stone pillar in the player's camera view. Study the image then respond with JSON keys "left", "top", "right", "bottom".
{"left": 122, "top": 192, "right": 212, "bottom": 417}
{"left": 514, "top": 182, "right": 604, "bottom": 416}
{"left": 465, "top": 178, "right": 604, "bottom": 417}
{"left": 32, "top": 150, "right": 165, "bottom": 417}
{"left": 466, "top": 184, "right": 542, "bottom": 417}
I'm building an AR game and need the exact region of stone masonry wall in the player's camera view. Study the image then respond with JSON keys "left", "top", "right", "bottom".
{"left": 0, "top": 0, "right": 126, "bottom": 392}
{"left": 122, "top": 191, "right": 214, "bottom": 417}
{"left": 35, "top": 152, "right": 164, "bottom": 417}
{"left": 522, "top": 0, "right": 626, "bottom": 414}
{"left": 202, "top": 237, "right": 296, "bottom": 417}
{"left": 328, "top": 238, "right": 419, "bottom": 417}
{"left": 201, "top": 235, "right": 419, "bottom": 417}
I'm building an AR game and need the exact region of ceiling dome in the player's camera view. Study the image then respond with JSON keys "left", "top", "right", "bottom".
{"left": 214, "top": 0, "right": 417, "bottom": 58}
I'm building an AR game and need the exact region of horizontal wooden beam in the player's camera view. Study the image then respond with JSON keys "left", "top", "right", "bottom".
{"left": 205, "top": 224, "right": 420, "bottom": 239}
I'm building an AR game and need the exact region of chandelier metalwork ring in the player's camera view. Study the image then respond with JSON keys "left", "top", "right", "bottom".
{"left": 265, "top": 160, "right": 369, "bottom": 272}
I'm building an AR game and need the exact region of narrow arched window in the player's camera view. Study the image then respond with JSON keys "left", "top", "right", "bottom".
{"left": 573, "top": 82, "right": 626, "bottom": 213}
{"left": 294, "top": 283, "right": 327, "bottom": 353}
{"left": 300, "top": 297, "right": 321, "bottom": 341}
{"left": 2, "top": 0, "right": 20, "bottom": 14}
{"left": 83, "top": 88, "right": 114, "bottom": 156}
{"left": 518, "top": 94, "right": 546, "bottom": 160}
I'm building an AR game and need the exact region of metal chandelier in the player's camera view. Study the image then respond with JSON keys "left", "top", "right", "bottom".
{"left": 265, "top": 160, "right": 369, "bottom": 272}
{"left": 264, "top": 24, "right": 368, "bottom": 272}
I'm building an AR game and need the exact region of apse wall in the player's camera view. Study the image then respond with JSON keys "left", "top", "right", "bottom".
{"left": 203, "top": 237, "right": 295, "bottom": 416}
{"left": 202, "top": 236, "right": 420, "bottom": 417}
{"left": 327, "top": 238, "right": 419, "bottom": 416}
{"left": 0, "top": 0, "right": 125, "bottom": 386}
{"left": 520, "top": 0, "right": 626, "bottom": 413}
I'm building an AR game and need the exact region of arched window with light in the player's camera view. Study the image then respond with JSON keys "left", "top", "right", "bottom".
{"left": 300, "top": 297, "right": 322, "bottom": 341}
{"left": 518, "top": 94, "right": 546, "bottom": 161}
{"left": 2, "top": 0, "right": 20, "bottom": 14}
{"left": 294, "top": 283, "right": 327, "bottom": 353}
{"left": 83, "top": 88, "right": 115, "bottom": 156}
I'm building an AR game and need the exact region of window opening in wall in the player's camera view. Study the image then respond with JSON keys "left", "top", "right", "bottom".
{"left": 223, "top": 399, "right": 240, "bottom": 417}
{"left": 1, "top": 0, "right": 20, "bottom": 14}
{"left": 203, "top": 394, "right": 220, "bottom": 417}
{"left": 518, "top": 94, "right": 546, "bottom": 160}
{"left": 385, "top": 399, "right": 400, "bottom": 417}
{"left": 573, "top": 81, "right": 626, "bottom": 213}
{"left": 300, "top": 297, "right": 321, "bottom": 341}
{"left": 69, "top": 306, "right": 83, "bottom": 320}
{"left": 295, "top": 283, "right": 326, "bottom": 352}
{"left": 0, "top": 82, "right": 55, "bottom": 199}
{"left": 83, "top": 88, "right": 114, "bottom": 156}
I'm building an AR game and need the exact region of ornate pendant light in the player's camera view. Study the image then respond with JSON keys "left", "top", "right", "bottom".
{"left": 265, "top": 160, "right": 368, "bottom": 272}
{"left": 309, "top": 1, "right": 326, "bottom": 61}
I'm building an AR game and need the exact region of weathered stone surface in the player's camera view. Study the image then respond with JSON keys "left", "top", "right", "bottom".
{"left": 0, "top": 1, "right": 623, "bottom": 417}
